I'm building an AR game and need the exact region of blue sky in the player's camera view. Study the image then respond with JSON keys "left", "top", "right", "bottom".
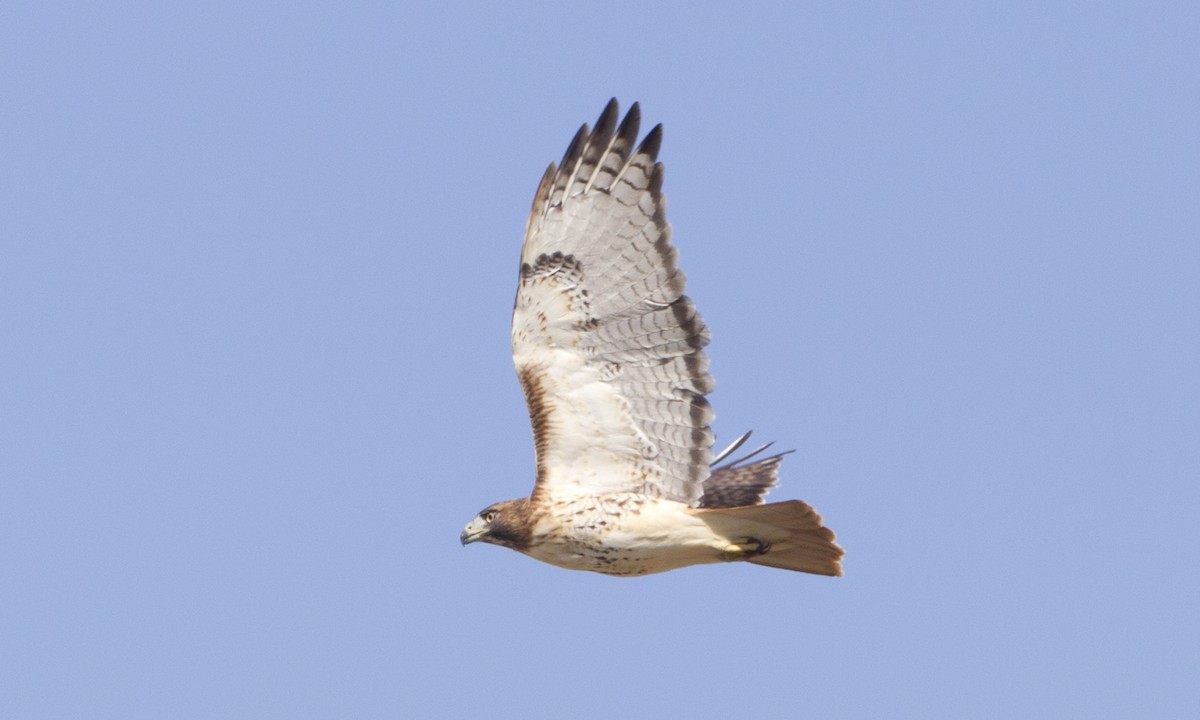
{"left": 3, "top": 2, "right": 1198, "bottom": 718}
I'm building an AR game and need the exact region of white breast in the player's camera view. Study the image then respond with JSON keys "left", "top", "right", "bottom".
{"left": 526, "top": 496, "right": 728, "bottom": 576}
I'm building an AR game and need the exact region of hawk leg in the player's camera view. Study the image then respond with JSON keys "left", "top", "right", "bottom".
{"left": 722, "top": 538, "right": 771, "bottom": 561}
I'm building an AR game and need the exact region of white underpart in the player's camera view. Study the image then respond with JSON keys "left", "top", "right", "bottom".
{"left": 512, "top": 282, "right": 659, "bottom": 494}
{"left": 522, "top": 496, "right": 788, "bottom": 576}
{"left": 527, "top": 499, "right": 713, "bottom": 575}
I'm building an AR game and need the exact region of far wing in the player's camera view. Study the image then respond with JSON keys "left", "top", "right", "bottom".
{"left": 513, "top": 100, "right": 714, "bottom": 506}
{"left": 700, "top": 432, "right": 793, "bottom": 508}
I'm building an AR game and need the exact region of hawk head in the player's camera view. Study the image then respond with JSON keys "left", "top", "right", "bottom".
{"left": 460, "top": 498, "right": 533, "bottom": 551}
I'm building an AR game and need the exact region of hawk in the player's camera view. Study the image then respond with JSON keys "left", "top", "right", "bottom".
{"left": 461, "top": 100, "right": 843, "bottom": 577}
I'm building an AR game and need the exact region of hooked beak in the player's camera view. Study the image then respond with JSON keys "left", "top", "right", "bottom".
{"left": 460, "top": 517, "right": 488, "bottom": 546}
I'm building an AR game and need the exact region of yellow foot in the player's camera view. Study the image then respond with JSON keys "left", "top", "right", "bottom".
{"left": 722, "top": 538, "right": 771, "bottom": 561}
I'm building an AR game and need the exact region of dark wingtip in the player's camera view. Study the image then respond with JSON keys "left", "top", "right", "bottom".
{"left": 639, "top": 123, "right": 663, "bottom": 160}
{"left": 613, "top": 102, "right": 641, "bottom": 157}
{"left": 589, "top": 99, "right": 619, "bottom": 151}
{"left": 560, "top": 123, "right": 589, "bottom": 166}
{"left": 598, "top": 97, "right": 619, "bottom": 127}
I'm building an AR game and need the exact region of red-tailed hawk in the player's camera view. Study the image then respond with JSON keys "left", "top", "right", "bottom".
{"left": 461, "top": 100, "right": 843, "bottom": 577}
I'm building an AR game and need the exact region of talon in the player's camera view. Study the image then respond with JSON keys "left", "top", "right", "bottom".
{"left": 723, "top": 538, "right": 771, "bottom": 560}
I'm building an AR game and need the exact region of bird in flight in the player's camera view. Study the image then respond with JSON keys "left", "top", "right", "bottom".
{"left": 461, "top": 100, "right": 843, "bottom": 577}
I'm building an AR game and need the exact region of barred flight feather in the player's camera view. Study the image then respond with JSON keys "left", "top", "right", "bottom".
{"left": 515, "top": 101, "right": 712, "bottom": 506}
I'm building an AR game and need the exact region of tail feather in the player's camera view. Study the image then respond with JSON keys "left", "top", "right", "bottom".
{"left": 696, "top": 499, "right": 844, "bottom": 576}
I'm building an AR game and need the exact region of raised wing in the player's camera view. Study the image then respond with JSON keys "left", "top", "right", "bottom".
{"left": 513, "top": 100, "right": 714, "bottom": 506}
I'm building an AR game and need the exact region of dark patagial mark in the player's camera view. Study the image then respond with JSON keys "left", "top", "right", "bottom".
{"left": 519, "top": 367, "right": 553, "bottom": 501}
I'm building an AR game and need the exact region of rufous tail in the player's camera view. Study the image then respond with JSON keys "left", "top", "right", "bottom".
{"left": 697, "top": 499, "right": 844, "bottom": 576}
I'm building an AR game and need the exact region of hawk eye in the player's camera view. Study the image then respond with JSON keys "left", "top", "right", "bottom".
{"left": 482, "top": 509, "right": 498, "bottom": 523}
